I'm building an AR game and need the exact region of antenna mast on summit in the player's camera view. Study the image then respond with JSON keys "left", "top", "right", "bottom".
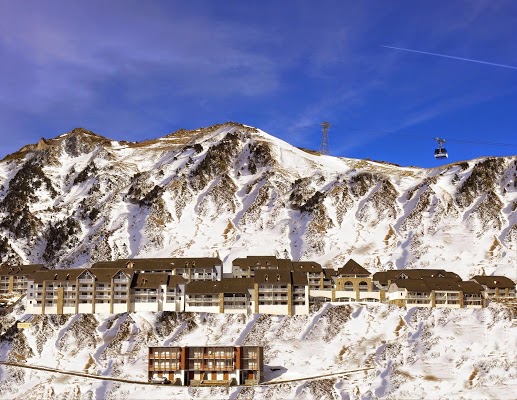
{"left": 320, "top": 121, "right": 331, "bottom": 155}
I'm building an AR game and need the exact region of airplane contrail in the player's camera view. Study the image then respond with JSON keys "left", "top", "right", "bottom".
{"left": 381, "top": 45, "right": 517, "bottom": 70}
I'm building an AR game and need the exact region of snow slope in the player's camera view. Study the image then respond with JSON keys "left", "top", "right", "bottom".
{"left": 0, "top": 302, "right": 515, "bottom": 399}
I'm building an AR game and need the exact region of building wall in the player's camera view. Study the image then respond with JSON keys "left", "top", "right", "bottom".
{"left": 132, "top": 302, "right": 160, "bottom": 312}
{"left": 113, "top": 303, "right": 129, "bottom": 313}
{"left": 257, "top": 304, "right": 289, "bottom": 315}
{"left": 95, "top": 303, "right": 111, "bottom": 314}
{"left": 184, "top": 305, "right": 220, "bottom": 313}
{"left": 333, "top": 290, "right": 356, "bottom": 302}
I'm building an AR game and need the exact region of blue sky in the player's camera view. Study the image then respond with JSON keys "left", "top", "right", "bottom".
{"left": 0, "top": 0, "right": 516, "bottom": 167}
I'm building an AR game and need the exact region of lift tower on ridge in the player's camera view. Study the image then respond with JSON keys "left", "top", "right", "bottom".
{"left": 320, "top": 121, "right": 331, "bottom": 155}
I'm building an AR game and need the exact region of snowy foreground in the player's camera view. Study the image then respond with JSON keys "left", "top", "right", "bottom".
{"left": 0, "top": 302, "right": 515, "bottom": 400}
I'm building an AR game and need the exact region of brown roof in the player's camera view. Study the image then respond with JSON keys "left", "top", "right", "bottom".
{"left": 167, "top": 275, "right": 186, "bottom": 287}
{"left": 292, "top": 271, "right": 309, "bottom": 285}
{"left": 31, "top": 269, "right": 83, "bottom": 284}
{"left": 232, "top": 256, "right": 279, "bottom": 268}
{"left": 374, "top": 269, "right": 462, "bottom": 284}
{"left": 423, "top": 278, "right": 463, "bottom": 291}
{"left": 457, "top": 281, "right": 484, "bottom": 294}
{"left": 292, "top": 261, "right": 323, "bottom": 273}
{"left": 185, "top": 278, "right": 253, "bottom": 294}
{"left": 92, "top": 268, "right": 134, "bottom": 283}
{"left": 322, "top": 268, "right": 338, "bottom": 278}
{"left": 471, "top": 275, "right": 515, "bottom": 289}
{"left": 0, "top": 264, "right": 47, "bottom": 276}
{"left": 232, "top": 256, "right": 295, "bottom": 270}
{"left": 30, "top": 268, "right": 134, "bottom": 284}
{"left": 91, "top": 258, "right": 222, "bottom": 271}
{"left": 337, "top": 259, "right": 370, "bottom": 277}
{"left": 254, "top": 269, "right": 291, "bottom": 283}
{"left": 132, "top": 272, "right": 169, "bottom": 288}
{"left": 390, "top": 279, "right": 431, "bottom": 293}
{"left": 372, "top": 271, "right": 389, "bottom": 284}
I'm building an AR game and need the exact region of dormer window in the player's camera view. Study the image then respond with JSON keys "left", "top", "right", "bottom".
{"left": 276, "top": 274, "right": 280, "bottom": 281}
{"left": 264, "top": 274, "right": 268, "bottom": 282}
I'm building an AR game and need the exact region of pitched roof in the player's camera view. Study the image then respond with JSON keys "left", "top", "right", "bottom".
{"left": 232, "top": 256, "right": 279, "bottom": 268}
{"left": 132, "top": 272, "right": 169, "bottom": 288}
{"left": 254, "top": 269, "right": 292, "bottom": 283}
{"left": 457, "top": 281, "right": 483, "bottom": 294}
{"left": 185, "top": 278, "right": 253, "bottom": 294}
{"left": 292, "top": 271, "right": 309, "bottom": 285}
{"left": 423, "top": 278, "right": 463, "bottom": 291}
{"left": 471, "top": 275, "right": 516, "bottom": 289}
{"left": 292, "top": 261, "right": 322, "bottom": 273}
{"left": 0, "top": 264, "right": 47, "bottom": 276}
{"left": 167, "top": 275, "right": 186, "bottom": 287}
{"left": 390, "top": 279, "right": 431, "bottom": 293}
{"left": 374, "top": 269, "right": 462, "bottom": 284}
{"left": 31, "top": 269, "right": 83, "bottom": 284}
{"left": 322, "top": 268, "right": 338, "bottom": 278}
{"left": 91, "top": 258, "right": 222, "bottom": 271}
{"left": 92, "top": 268, "right": 134, "bottom": 283}
{"left": 337, "top": 259, "right": 370, "bottom": 277}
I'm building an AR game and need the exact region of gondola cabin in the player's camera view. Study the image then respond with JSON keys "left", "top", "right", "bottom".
{"left": 434, "top": 148, "right": 448, "bottom": 159}
{"left": 434, "top": 138, "right": 448, "bottom": 159}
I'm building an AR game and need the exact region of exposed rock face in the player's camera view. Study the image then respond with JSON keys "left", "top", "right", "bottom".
{"left": 0, "top": 122, "right": 515, "bottom": 278}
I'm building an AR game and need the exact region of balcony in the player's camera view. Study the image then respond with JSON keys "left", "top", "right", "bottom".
{"left": 148, "top": 366, "right": 179, "bottom": 372}
{"left": 223, "top": 296, "right": 248, "bottom": 302}
{"left": 187, "top": 297, "right": 217, "bottom": 303}
{"left": 149, "top": 354, "right": 179, "bottom": 359}
{"left": 113, "top": 294, "right": 128, "bottom": 300}
{"left": 258, "top": 295, "right": 288, "bottom": 301}
{"left": 224, "top": 303, "right": 247, "bottom": 309}
{"left": 258, "top": 287, "right": 287, "bottom": 293}
{"left": 406, "top": 294, "right": 431, "bottom": 299}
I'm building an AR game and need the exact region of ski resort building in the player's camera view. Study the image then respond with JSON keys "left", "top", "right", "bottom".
{"left": 0, "top": 264, "right": 47, "bottom": 295}
{"left": 148, "top": 345, "right": 263, "bottom": 386}
{"left": 2, "top": 256, "right": 514, "bottom": 315}
{"left": 471, "top": 275, "right": 516, "bottom": 299}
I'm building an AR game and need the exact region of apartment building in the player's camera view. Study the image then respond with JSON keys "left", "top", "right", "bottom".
{"left": 471, "top": 275, "right": 516, "bottom": 299}
{"left": 0, "top": 264, "right": 47, "bottom": 295}
{"left": 232, "top": 256, "right": 293, "bottom": 278}
{"left": 12, "top": 256, "right": 516, "bottom": 316}
{"left": 92, "top": 258, "right": 223, "bottom": 282}
{"left": 387, "top": 277, "right": 485, "bottom": 308}
{"left": 148, "top": 345, "right": 263, "bottom": 386}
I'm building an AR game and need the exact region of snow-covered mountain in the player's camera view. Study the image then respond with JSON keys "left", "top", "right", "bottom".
{"left": 0, "top": 122, "right": 516, "bottom": 279}
{"left": 0, "top": 123, "right": 516, "bottom": 399}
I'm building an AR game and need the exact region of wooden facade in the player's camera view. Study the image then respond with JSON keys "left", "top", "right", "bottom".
{"left": 148, "top": 346, "right": 263, "bottom": 386}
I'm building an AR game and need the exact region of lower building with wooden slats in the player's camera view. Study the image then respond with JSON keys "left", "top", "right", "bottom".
{"left": 148, "top": 345, "right": 263, "bottom": 386}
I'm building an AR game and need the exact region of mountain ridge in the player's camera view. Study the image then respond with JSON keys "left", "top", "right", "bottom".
{"left": 0, "top": 122, "right": 515, "bottom": 280}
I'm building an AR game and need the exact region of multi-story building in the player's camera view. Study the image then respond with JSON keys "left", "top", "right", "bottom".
{"left": 148, "top": 345, "right": 263, "bottom": 386}
{"left": 13, "top": 256, "right": 516, "bottom": 316}
{"left": 471, "top": 275, "right": 516, "bottom": 299}
{"left": 387, "top": 277, "right": 485, "bottom": 309}
{"left": 92, "top": 258, "right": 223, "bottom": 282}
{"left": 232, "top": 256, "right": 293, "bottom": 278}
{"left": 0, "top": 264, "right": 47, "bottom": 295}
